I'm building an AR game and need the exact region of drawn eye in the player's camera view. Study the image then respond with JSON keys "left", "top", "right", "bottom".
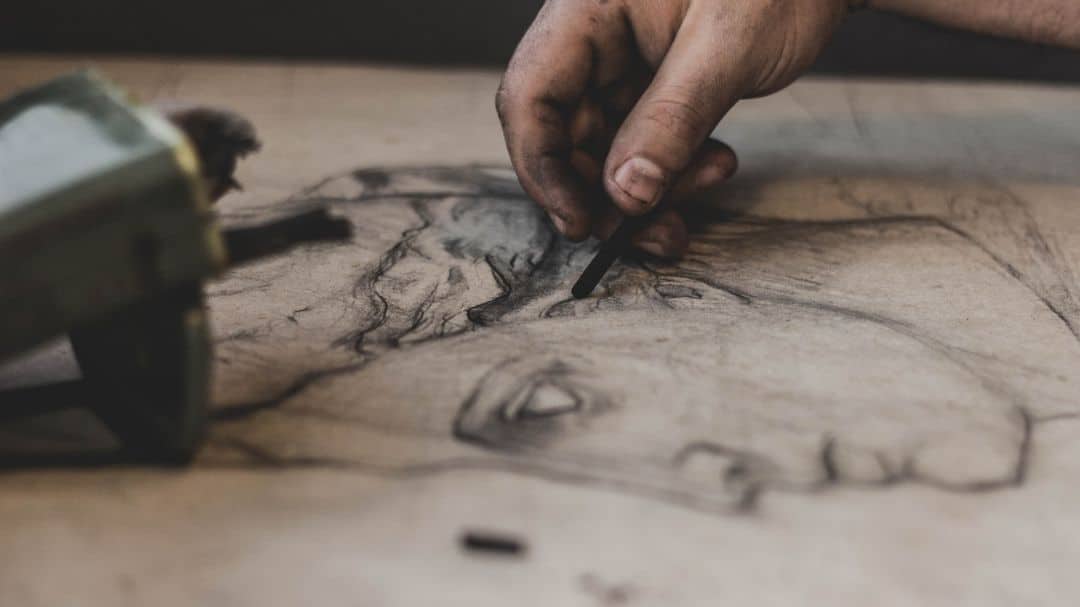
{"left": 454, "top": 356, "right": 608, "bottom": 451}
{"left": 500, "top": 379, "right": 583, "bottom": 422}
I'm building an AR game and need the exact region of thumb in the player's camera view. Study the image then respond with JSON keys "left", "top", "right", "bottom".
{"left": 603, "top": 14, "right": 745, "bottom": 215}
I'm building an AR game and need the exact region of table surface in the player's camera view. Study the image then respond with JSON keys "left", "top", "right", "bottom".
{"left": 2, "top": 55, "right": 1080, "bottom": 606}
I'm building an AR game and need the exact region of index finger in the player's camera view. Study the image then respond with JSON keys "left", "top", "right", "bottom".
{"left": 496, "top": 2, "right": 596, "bottom": 240}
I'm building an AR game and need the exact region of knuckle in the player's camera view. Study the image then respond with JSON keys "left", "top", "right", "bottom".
{"left": 532, "top": 96, "right": 569, "bottom": 130}
{"left": 494, "top": 81, "right": 515, "bottom": 124}
{"left": 640, "top": 95, "right": 711, "bottom": 141}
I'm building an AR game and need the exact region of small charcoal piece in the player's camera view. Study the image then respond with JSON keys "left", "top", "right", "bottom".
{"left": 460, "top": 530, "right": 527, "bottom": 556}
{"left": 572, "top": 214, "right": 652, "bottom": 299}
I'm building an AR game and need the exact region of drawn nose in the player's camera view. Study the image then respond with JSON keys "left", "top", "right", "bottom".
{"left": 673, "top": 442, "right": 771, "bottom": 502}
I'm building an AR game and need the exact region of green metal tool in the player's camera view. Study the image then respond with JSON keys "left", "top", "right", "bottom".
{"left": 0, "top": 72, "right": 350, "bottom": 463}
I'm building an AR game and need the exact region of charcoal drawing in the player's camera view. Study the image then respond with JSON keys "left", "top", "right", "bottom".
{"left": 204, "top": 165, "right": 1080, "bottom": 512}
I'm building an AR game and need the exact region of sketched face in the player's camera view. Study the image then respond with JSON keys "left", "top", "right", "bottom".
{"left": 208, "top": 166, "right": 1080, "bottom": 510}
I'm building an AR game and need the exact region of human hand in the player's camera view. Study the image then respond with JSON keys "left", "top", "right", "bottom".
{"left": 497, "top": 0, "right": 848, "bottom": 257}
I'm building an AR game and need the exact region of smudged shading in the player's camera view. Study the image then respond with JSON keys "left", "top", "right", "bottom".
{"left": 204, "top": 165, "right": 1080, "bottom": 515}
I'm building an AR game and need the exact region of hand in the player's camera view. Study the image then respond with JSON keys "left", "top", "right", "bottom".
{"left": 497, "top": 0, "right": 848, "bottom": 258}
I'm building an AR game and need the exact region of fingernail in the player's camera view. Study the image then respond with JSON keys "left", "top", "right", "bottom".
{"left": 636, "top": 240, "right": 666, "bottom": 258}
{"left": 695, "top": 163, "right": 726, "bottom": 190}
{"left": 550, "top": 214, "right": 569, "bottom": 234}
{"left": 700, "top": 151, "right": 738, "bottom": 188}
{"left": 725, "top": 153, "right": 739, "bottom": 179}
{"left": 613, "top": 157, "right": 667, "bottom": 209}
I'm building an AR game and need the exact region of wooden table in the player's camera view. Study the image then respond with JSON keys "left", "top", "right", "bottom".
{"left": 2, "top": 55, "right": 1080, "bottom": 606}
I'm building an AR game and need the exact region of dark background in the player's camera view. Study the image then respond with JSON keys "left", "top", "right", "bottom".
{"left": 3, "top": 1, "right": 1079, "bottom": 81}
